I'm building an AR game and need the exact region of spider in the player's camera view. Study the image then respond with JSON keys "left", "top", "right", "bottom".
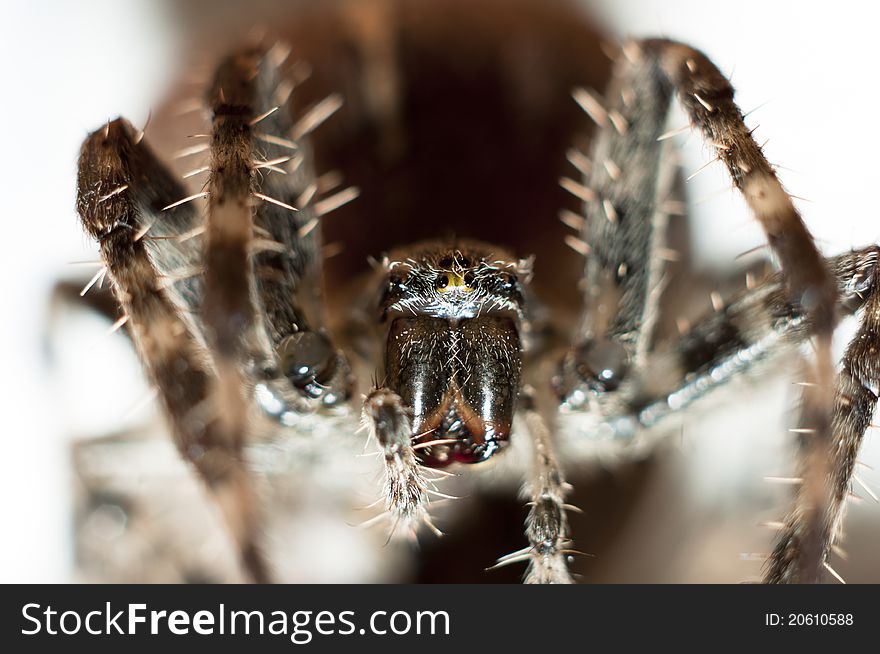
{"left": 70, "top": 0, "right": 878, "bottom": 584}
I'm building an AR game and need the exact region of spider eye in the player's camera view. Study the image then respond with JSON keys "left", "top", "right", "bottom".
{"left": 463, "top": 272, "right": 475, "bottom": 287}
{"left": 436, "top": 272, "right": 476, "bottom": 293}
{"left": 278, "top": 332, "right": 337, "bottom": 393}
{"left": 573, "top": 339, "right": 629, "bottom": 392}
{"left": 439, "top": 256, "right": 453, "bottom": 268}
{"left": 389, "top": 274, "right": 407, "bottom": 292}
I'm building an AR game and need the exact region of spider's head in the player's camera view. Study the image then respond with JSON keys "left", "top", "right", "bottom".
{"left": 377, "top": 240, "right": 530, "bottom": 467}
{"left": 378, "top": 242, "right": 531, "bottom": 321}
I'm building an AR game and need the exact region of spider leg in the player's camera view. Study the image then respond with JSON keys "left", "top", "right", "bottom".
{"left": 562, "top": 45, "right": 677, "bottom": 373}
{"left": 518, "top": 390, "right": 574, "bottom": 584}
{"left": 766, "top": 252, "right": 880, "bottom": 583}
{"left": 635, "top": 249, "right": 879, "bottom": 430}
{"left": 76, "top": 120, "right": 270, "bottom": 583}
{"left": 561, "top": 39, "right": 839, "bottom": 583}
{"left": 203, "top": 44, "right": 353, "bottom": 425}
{"left": 563, "top": 246, "right": 879, "bottom": 582}
{"left": 651, "top": 247, "right": 880, "bottom": 583}
{"left": 201, "top": 48, "right": 269, "bottom": 442}
{"left": 361, "top": 388, "right": 434, "bottom": 538}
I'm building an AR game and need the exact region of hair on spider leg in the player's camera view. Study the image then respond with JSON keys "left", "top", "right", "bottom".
{"left": 172, "top": 142, "right": 211, "bottom": 159}
{"left": 162, "top": 190, "right": 209, "bottom": 211}
{"left": 254, "top": 131, "right": 300, "bottom": 150}
{"left": 656, "top": 122, "right": 693, "bottom": 142}
{"left": 602, "top": 158, "right": 622, "bottom": 180}
{"left": 314, "top": 185, "right": 361, "bottom": 217}
{"left": 559, "top": 176, "right": 596, "bottom": 203}
{"left": 571, "top": 87, "right": 608, "bottom": 127}
{"left": 566, "top": 147, "right": 592, "bottom": 175}
{"left": 79, "top": 267, "right": 107, "bottom": 297}
{"left": 290, "top": 94, "right": 344, "bottom": 140}
{"left": 559, "top": 208, "right": 586, "bottom": 232}
{"left": 685, "top": 155, "right": 721, "bottom": 182}
{"left": 564, "top": 235, "right": 591, "bottom": 257}
{"left": 252, "top": 191, "right": 298, "bottom": 213}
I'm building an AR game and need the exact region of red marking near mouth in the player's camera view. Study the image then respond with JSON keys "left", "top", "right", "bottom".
{"left": 412, "top": 382, "right": 509, "bottom": 467}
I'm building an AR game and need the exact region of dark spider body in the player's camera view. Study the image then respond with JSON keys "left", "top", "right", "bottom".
{"left": 379, "top": 241, "right": 529, "bottom": 466}
{"left": 71, "top": 0, "right": 880, "bottom": 584}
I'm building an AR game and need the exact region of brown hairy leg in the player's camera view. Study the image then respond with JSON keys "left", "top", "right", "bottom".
{"left": 562, "top": 38, "right": 845, "bottom": 583}
{"left": 76, "top": 120, "right": 270, "bottom": 582}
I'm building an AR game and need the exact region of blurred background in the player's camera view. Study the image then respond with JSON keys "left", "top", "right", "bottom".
{"left": 1, "top": 0, "right": 879, "bottom": 583}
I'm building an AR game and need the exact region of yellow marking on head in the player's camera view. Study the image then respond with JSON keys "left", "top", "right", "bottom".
{"left": 436, "top": 273, "right": 475, "bottom": 294}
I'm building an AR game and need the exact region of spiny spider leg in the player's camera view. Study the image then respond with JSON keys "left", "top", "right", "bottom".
{"left": 201, "top": 49, "right": 270, "bottom": 445}
{"left": 766, "top": 251, "right": 880, "bottom": 583}
{"left": 564, "top": 44, "right": 677, "bottom": 371}
{"left": 635, "top": 250, "right": 880, "bottom": 431}
{"left": 643, "top": 247, "right": 880, "bottom": 583}
{"left": 641, "top": 39, "right": 837, "bottom": 583}
{"left": 245, "top": 46, "right": 354, "bottom": 415}
{"left": 362, "top": 388, "right": 433, "bottom": 537}
{"left": 563, "top": 38, "right": 839, "bottom": 583}
{"left": 204, "top": 43, "right": 352, "bottom": 424}
{"left": 76, "top": 120, "right": 270, "bottom": 583}
{"left": 75, "top": 40, "right": 361, "bottom": 582}
{"left": 519, "top": 389, "right": 573, "bottom": 584}
{"left": 565, "top": 245, "right": 879, "bottom": 582}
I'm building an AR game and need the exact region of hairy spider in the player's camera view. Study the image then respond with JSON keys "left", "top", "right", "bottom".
{"left": 69, "top": 0, "right": 878, "bottom": 584}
